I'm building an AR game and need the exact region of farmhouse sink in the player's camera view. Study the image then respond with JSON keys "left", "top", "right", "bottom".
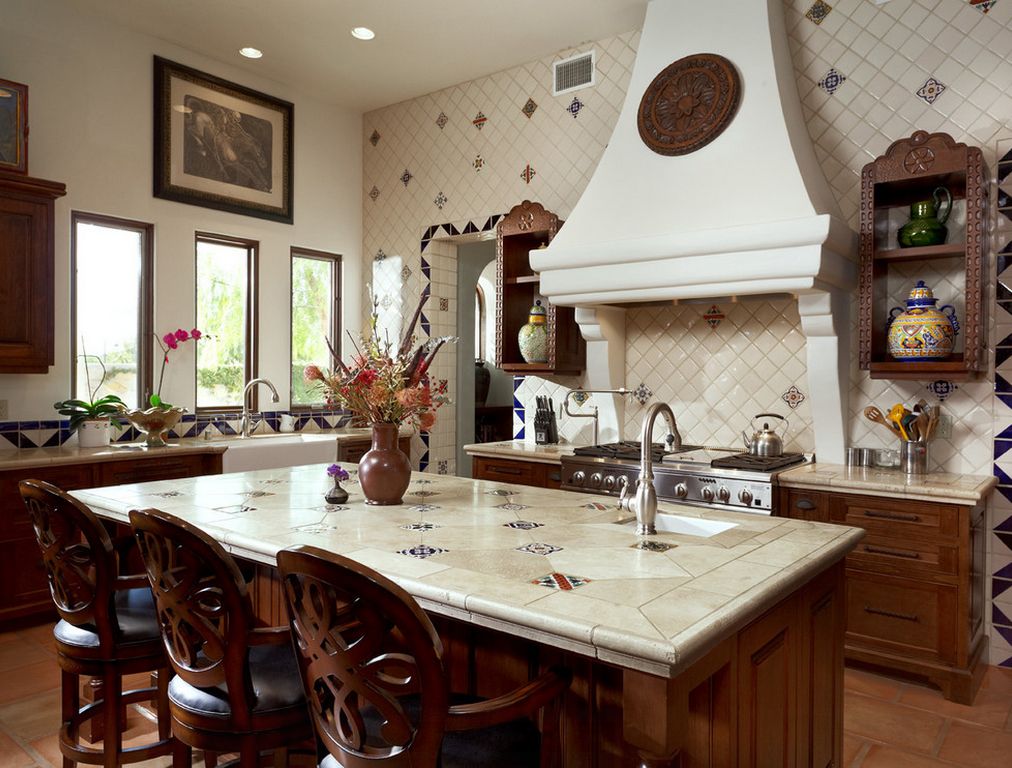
{"left": 615, "top": 513, "right": 737, "bottom": 538}
{"left": 207, "top": 433, "right": 340, "bottom": 473}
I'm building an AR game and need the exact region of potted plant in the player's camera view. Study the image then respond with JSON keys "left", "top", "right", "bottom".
{"left": 54, "top": 354, "right": 125, "bottom": 448}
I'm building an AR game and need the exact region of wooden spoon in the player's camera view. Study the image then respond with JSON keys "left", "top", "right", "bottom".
{"left": 914, "top": 411, "right": 930, "bottom": 442}
{"left": 864, "top": 406, "right": 901, "bottom": 437}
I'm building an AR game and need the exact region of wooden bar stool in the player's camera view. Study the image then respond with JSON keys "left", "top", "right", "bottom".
{"left": 128, "top": 508, "right": 313, "bottom": 768}
{"left": 18, "top": 480, "right": 173, "bottom": 768}
{"left": 277, "top": 545, "right": 571, "bottom": 768}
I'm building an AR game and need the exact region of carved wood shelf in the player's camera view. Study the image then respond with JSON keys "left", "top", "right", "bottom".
{"left": 858, "top": 131, "right": 988, "bottom": 381}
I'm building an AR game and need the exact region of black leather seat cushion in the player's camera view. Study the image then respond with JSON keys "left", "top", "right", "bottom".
{"left": 319, "top": 693, "right": 541, "bottom": 767}
{"left": 168, "top": 641, "right": 306, "bottom": 718}
{"left": 54, "top": 588, "right": 161, "bottom": 649}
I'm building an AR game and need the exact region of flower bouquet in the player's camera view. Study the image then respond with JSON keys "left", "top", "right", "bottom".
{"left": 305, "top": 294, "right": 453, "bottom": 504}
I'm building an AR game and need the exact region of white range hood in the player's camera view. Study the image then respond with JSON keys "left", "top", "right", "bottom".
{"left": 531, "top": 0, "right": 857, "bottom": 463}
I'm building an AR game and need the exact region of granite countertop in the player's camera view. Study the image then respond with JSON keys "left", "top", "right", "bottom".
{"left": 778, "top": 462, "right": 996, "bottom": 504}
{"left": 73, "top": 466, "right": 862, "bottom": 678}
{"left": 462, "top": 440, "right": 579, "bottom": 464}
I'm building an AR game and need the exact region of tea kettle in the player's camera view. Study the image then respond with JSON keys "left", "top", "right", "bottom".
{"left": 742, "top": 413, "right": 789, "bottom": 457}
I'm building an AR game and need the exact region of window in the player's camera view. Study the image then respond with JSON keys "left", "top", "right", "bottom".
{"left": 195, "top": 233, "right": 257, "bottom": 410}
{"left": 290, "top": 248, "right": 341, "bottom": 406}
{"left": 71, "top": 212, "right": 153, "bottom": 407}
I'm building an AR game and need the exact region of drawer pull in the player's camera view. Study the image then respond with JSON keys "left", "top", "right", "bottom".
{"left": 547, "top": 471, "right": 561, "bottom": 482}
{"left": 863, "top": 605, "right": 919, "bottom": 622}
{"left": 489, "top": 466, "right": 522, "bottom": 476}
{"left": 863, "top": 544, "right": 921, "bottom": 560}
{"left": 862, "top": 510, "right": 920, "bottom": 523}
{"left": 795, "top": 499, "right": 816, "bottom": 511}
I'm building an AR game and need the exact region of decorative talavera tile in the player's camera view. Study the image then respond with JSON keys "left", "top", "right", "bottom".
{"left": 400, "top": 169, "right": 413, "bottom": 187}
{"left": 368, "top": 185, "right": 380, "bottom": 201}
{"left": 401, "top": 521, "right": 440, "bottom": 531}
{"left": 703, "top": 305, "right": 724, "bottom": 328}
{"left": 521, "top": 164, "right": 536, "bottom": 184}
{"left": 437, "top": 459, "right": 449, "bottom": 474}
{"left": 633, "top": 384, "right": 653, "bottom": 405}
{"left": 410, "top": 489, "right": 437, "bottom": 497}
{"left": 566, "top": 96, "right": 585, "bottom": 118}
{"left": 294, "top": 522, "right": 338, "bottom": 534}
{"left": 473, "top": 154, "right": 484, "bottom": 172}
{"left": 214, "top": 504, "right": 255, "bottom": 515}
{"left": 781, "top": 386, "right": 806, "bottom": 409}
{"left": 439, "top": 297, "right": 449, "bottom": 311}
{"left": 532, "top": 573, "right": 590, "bottom": 590}
{"left": 516, "top": 542, "right": 562, "bottom": 556}
{"left": 804, "top": 0, "right": 832, "bottom": 24}
{"left": 522, "top": 97, "right": 538, "bottom": 119}
{"left": 927, "top": 380, "right": 958, "bottom": 402}
{"left": 495, "top": 502, "right": 530, "bottom": 511}
{"left": 472, "top": 111, "right": 487, "bottom": 130}
{"left": 435, "top": 111, "right": 448, "bottom": 130}
{"left": 398, "top": 544, "right": 447, "bottom": 559}
{"left": 632, "top": 540, "right": 676, "bottom": 552}
{"left": 374, "top": 248, "right": 386, "bottom": 261}
{"left": 369, "top": 129, "right": 380, "bottom": 146}
{"left": 487, "top": 488, "right": 517, "bottom": 496}
{"left": 818, "top": 68, "right": 846, "bottom": 95}
{"left": 400, "top": 265, "right": 412, "bottom": 281}
{"left": 504, "top": 520, "right": 543, "bottom": 530}
{"left": 969, "top": 0, "right": 998, "bottom": 14}
{"left": 571, "top": 390, "right": 590, "bottom": 406}
{"left": 916, "top": 78, "right": 946, "bottom": 105}
{"left": 408, "top": 504, "right": 440, "bottom": 513}
{"left": 582, "top": 501, "right": 610, "bottom": 511}
{"left": 153, "top": 490, "right": 184, "bottom": 498}
{"left": 434, "top": 191, "right": 447, "bottom": 209}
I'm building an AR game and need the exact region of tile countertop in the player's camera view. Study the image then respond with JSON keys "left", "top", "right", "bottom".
{"left": 73, "top": 466, "right": 862, "bottom": 678}
{"left": 462, "top": 440, "right": 579, "bottom": 465}
{"left": 778, "top": 463, "right": 996, "bottom": 505}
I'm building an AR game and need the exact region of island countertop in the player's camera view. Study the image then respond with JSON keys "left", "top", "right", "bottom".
{"left": 462, "top": 440, "right": 578, "bottom": 464}
{"left": 73, "top": 465, "right": 862, "bottom": 678}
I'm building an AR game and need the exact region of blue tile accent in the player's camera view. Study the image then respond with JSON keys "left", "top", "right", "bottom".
{"left": 997, "top": 561, "right": 1012, "bottom": 580}
{"left": 997, "top": 485, "right": 1012, "bottom": 505}
{"left": 995, "top": 440, "right": 1012, "bottom": 460}
{"left": 998, "top": 373, "right": 1012, "bottom": 394}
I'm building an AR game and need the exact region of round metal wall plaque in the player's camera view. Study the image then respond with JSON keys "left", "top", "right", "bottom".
{"left": 638, "top": 53, "right": 741, "bottom": 156}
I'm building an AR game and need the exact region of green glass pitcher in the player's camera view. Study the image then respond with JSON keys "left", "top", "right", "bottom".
{"left": 897, "top": 186, "right": 951, "bottom": 248}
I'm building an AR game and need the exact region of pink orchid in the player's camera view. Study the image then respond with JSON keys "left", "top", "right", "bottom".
{"left": 175, "top": 329, "right": 189, "bottom": 342}
{"left": 152, "top": 327, "right": 205, "bottom": 408}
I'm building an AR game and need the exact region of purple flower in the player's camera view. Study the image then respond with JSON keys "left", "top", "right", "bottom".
{"left": 326, "top": 464, "right": 349, "bottom": 481}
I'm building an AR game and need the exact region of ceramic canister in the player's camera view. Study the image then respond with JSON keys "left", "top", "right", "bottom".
{"left": 887, "top": 280, "right": 959, "bottom": 361}
{"left": 518, "top": 300, "right": 548, "bottom": 363}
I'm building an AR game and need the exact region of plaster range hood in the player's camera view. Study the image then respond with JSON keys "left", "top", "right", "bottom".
{"left": 530, "top": 0, "right": 858, "bottom": 463}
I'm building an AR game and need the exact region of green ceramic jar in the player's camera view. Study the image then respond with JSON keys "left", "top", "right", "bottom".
{"left": 897, "top": 187, "right": 951, "bottom": 248}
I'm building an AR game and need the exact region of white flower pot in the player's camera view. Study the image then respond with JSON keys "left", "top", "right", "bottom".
{"left": 78, "top": 419, "right": 111, "bottom": 448}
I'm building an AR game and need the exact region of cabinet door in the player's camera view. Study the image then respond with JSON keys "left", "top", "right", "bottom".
{"left": 778, "top": 488, "right": 830, "bottom": 521}
{"left": 0, "top": 463, "right": 96, "bottom": 539}
{"left": 0, "top": 536, "right": 52, "bottom": 620}
{"left": 97, "top": 453, "right": 220, "bottom": 486}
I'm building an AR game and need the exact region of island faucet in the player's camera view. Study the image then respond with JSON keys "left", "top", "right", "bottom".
{"left": 239, "top": 378, "right": 280, "bottom": 438}
{"left": 618, "top": 402, "right": 681, "bottom": 535}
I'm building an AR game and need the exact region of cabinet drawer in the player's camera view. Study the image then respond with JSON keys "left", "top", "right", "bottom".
{"left": 778, "top": 488, "right": 830, "bottom": 521}
{"left": 832, "top": 496, "right": 957, "bottom": 541}
{"left": 847, "top": 532, "right": 957, "bottom": 579}
{"left": 98, "top": 455, "right": 215, "bottom": 486}
{"left": 845, "top": 570, "right": 956, "bottom": 663}
{"left": 473, "top": 457, "right": 538, "bottom": 485}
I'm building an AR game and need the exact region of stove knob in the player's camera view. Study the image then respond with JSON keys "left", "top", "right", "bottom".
{"left": 739, "top": 489, "right": 754, "bottom": 506}
{"left": 572, "top": 471, "right": 586, "bottom": 486}
{"left": 717, "top": 486, "right": 731, "bottom": 503}
{"left": 673, "top": 483, "right": 688, "bottom": 499}
{"left": 603, "top": 475, "right": 616, "bottom": 491}
{"left": 589, "top": 472, "right": 603, "bottom": 488}
{"left": 701, "top": 486, "right": 715, "bottom": 502}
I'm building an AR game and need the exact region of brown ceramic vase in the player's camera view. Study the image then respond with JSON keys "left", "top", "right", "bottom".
{"left": 357, "top": 423, "right": 411, "bottom": 505}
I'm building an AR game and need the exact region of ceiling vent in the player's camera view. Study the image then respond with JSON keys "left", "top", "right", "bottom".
{"left": 553, "top": 50, "right": 595, "bottom": 95}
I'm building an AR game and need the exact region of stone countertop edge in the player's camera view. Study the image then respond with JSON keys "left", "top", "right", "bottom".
{"left": 778, "top": 463, "right": 997, "bottom": 504}
{"left": 462, "top": 440, "right": 580, "bottom": 465}
{"left": 174, "top": 519, "right": 862, "bottom": 680}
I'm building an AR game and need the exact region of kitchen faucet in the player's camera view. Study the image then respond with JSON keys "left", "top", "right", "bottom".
{"left": 618, "top": 402, "right": 681, "bottom": 535}
{"left": 563, "top": 388, "right": 633, "bottom": 445}
{"left": 239, "top": 378, "right": 280, "bottom": 438}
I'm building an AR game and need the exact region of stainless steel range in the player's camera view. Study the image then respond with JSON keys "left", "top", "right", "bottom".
{"left": 560, "top": 441, "right": 808, "bottom": 515}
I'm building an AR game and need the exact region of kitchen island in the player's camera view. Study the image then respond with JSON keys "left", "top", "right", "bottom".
{"left": 74, "top": 464, "right": 863, "bottom": 767}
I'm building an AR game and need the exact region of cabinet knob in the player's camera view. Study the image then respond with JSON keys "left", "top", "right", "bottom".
{"left": 795, "top": 499, "right": 816, "bottom": 511}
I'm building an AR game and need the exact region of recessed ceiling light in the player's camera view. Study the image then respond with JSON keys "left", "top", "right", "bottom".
{"left": 350, "top": 27, "right": 375, "bottom": 40}
{"left": 239, "top": 46, "right": 263, "bottom": 59}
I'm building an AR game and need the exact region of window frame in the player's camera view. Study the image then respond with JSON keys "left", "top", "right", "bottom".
{"left": 289, "top": 247, "right": 342, "bottom": 411}
{"left": 194, "top": 231, "right": 259, "bottom": 413}
{"left": 69, "top": 211, "right": 154, "bottom": 408}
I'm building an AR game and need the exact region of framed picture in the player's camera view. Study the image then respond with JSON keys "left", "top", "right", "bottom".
{"left": 153, "top": 57, "right": 293, "bottom": 224}
{"left": 0, "top": 78, "right": 28, "bottom": 174}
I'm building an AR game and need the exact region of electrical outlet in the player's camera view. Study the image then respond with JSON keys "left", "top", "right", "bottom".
{"left": 0, "top": 400, "right": 7, "bottom": 420}
{"left": 935, "top": 411, "right": 952, "bottom": 440}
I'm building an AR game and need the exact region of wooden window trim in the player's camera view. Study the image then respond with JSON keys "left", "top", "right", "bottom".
{"left": 290, "top": 247, "right": 342, "bottom": 412}
{"left": 70, "top": 211, "right": 154, "bottom": 408}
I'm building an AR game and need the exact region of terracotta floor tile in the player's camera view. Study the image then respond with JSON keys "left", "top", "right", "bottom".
{"left": 936, "top": 720, "right": 1012, "bottom": 766}
{"left": 860, "top": 744, "right": 958, "bottom": 767}
{"left": 844, "top": 667, "right": 903, "bottom": 701}
{"left": 842, "top": 733, "right": 865, "bottom": 767}
{"left": 15, "top": 623, "right": 57, "bottom": 655}
{"left": 0, "top": 638, "right": 51, "bottom": 674}
{"left": 30, "top": 709, "right": 168, "bottom": 768}
{"left": 0, "top": 729, "right": 36, "bottom": 768}
{"left": 0, "top": 688, "right": 61, "bottom": 741}
{"left": 0, "top": 660, "right": 61, "bottom": 706}
{"left": 981, "top": 665, "right": 1012, "bottom": 697}
{"left": 897, "top": 681, "right": 1012, "bottom": 730}
{"left": 843, "top": 691, "right": 945, "bottom": 754}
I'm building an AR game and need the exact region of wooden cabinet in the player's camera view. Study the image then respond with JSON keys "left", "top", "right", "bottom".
{"left": 471, "top": 455, "right": 562, "bottom": 490}
{"left": 0, "top": 172, "right": 66, "bottom": 373}
{"left": 858, "top": 131, "right": 988, "bottom": 380}
{"left": 0, "top": 451, "right": 222, "bottom": 627}
{"left": 778, "top": 485, "right": 985, "bottom": 703}
{"left": 495, "top": 200, "right": 584, "bottom": 375}
{"left": 336, "top": 435, "right": 410, "bottom": 464}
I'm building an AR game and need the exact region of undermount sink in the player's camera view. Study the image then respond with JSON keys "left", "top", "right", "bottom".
{"left": 616, "top": 513, "right": 737, "bottom": 538}
{"left": 207, "top": 433, "right": 340, "bottom": 473}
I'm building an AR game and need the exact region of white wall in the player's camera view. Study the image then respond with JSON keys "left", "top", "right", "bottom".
{"left": 0, "top": 0, "right": 363, "bottom": 418}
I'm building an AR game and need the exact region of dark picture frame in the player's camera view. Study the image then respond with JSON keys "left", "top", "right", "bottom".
{"left": 0, "top": 78, "right": 28, "bottom": 174}
{"left": 153, "top": 57, "right": 293, "bottom": 224}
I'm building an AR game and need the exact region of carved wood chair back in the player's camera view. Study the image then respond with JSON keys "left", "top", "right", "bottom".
{"left": 129, "top": 507, "right": 257, "bottom": 726}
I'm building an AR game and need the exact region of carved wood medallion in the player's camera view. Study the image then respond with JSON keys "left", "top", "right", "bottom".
{"left": 638, "top": 53, "right": 741, "bottom": 156}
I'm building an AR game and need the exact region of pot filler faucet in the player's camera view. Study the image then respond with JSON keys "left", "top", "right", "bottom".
{"left": 240, "top": 378, "right": 280, "bottom": 438}
{"left": 618, "top": 402, "right": 681, "bottom": 536}
{"left": 563, "top": 388, "right": 633, "bottom": 445}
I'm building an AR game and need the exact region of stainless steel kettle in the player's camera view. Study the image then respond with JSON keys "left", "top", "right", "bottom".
{"left": 742, "top": 413, "right": 789, "bottom": 457}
